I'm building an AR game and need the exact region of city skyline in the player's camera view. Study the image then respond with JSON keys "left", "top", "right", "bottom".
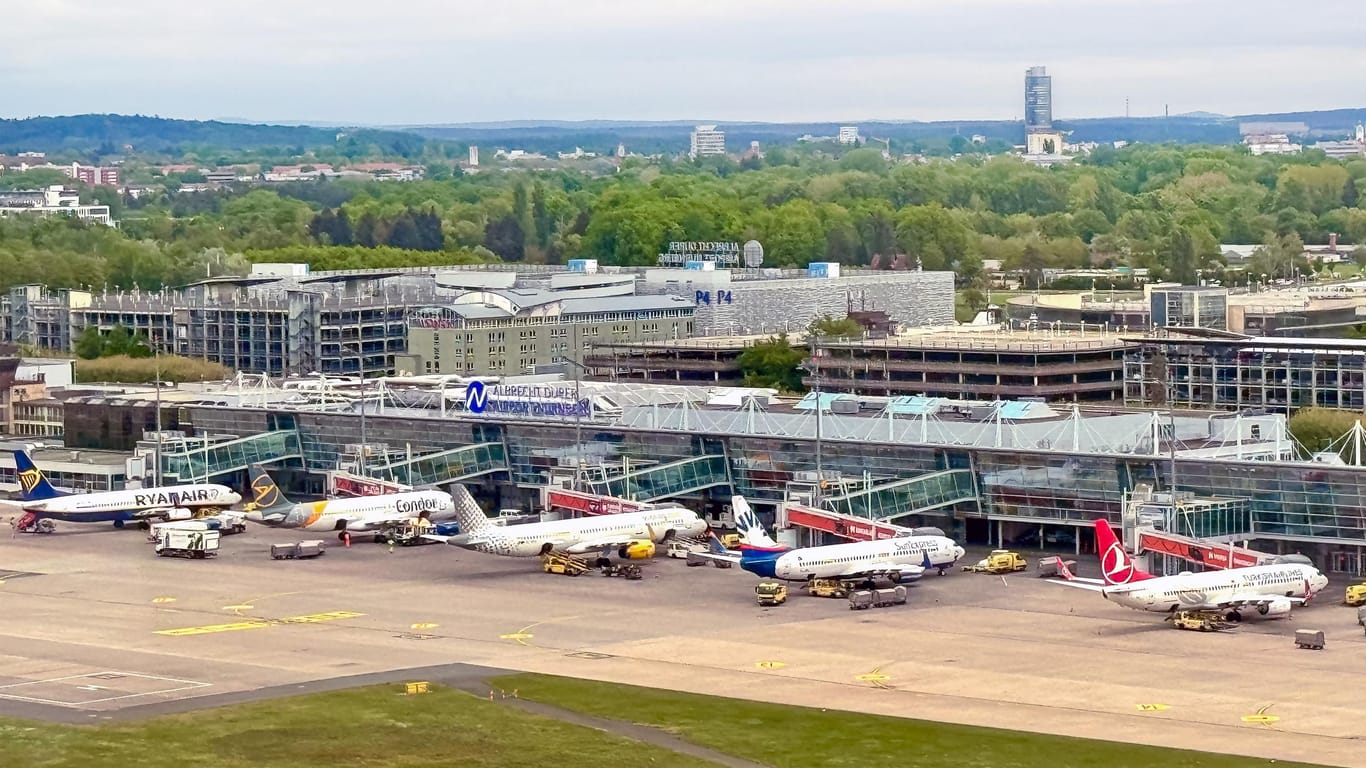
{"left": 5, "top": 1, "right": 1366, "bottom": 126}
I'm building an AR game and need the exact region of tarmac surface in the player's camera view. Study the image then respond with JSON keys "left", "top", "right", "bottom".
{"left": 1, "top": 523, "right": 1364, "bottom": 767}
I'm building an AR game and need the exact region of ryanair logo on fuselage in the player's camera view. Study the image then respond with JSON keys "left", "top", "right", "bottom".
{"left": 132, "top": 488, "right": 215, "bottom": 507}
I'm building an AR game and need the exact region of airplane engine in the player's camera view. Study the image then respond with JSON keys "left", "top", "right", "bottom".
{"left": 1259, "top": 598, "right": 1292, "bottom": 617}
{"left": 618, "top": 541, "right": 656, "bottom": 560}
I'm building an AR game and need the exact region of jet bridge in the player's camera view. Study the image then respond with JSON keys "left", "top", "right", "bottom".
{"left": 779, "top": 503, "right": 917, "bottom": 543}
{"left": 1136, "top": 528, "right": 1277, "bottom": 571}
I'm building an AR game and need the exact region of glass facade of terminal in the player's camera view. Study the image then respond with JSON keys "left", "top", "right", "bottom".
{"left": 165, "top": 405, "right": 1366, "bottom": 576}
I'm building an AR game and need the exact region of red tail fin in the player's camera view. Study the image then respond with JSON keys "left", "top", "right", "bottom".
{"left": 1094, "top": 519, "right": 1152, "bottom": 585}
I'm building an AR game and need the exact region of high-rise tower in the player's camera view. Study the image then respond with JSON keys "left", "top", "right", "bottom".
{"left": 1024, "top": 66, "right": 1053, "bottom": 133}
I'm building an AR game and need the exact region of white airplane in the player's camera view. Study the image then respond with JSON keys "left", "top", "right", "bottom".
{"left": 430, "top": 483, "right": 708, "bottom": 563}
{"left": 243, "top": 465, "right": 456, "bottom": 539}
{"left": 1052, "top": 519, "right": 1330, "bottom": 621}
{"left": 730, "top": 496, "right": 966, "bottom": 583}
{"left": 10, "top": 450, "right": 242, "bottom": 530}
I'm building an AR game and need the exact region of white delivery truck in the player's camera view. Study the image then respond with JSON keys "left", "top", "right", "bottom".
{"left": 154, "top": 525, "right": 221, "bottom": 559}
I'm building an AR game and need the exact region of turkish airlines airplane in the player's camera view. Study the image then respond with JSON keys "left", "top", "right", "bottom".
{"left": 1053, "top": 519, "right": 1329, "bottom": 621}
{"left": 243, "top": 465, "right": 456, "bottom": 538}
{"left": 9, "top": 450, "right": 241, "bottom": 529}
{"left": 730, "top": 496, "right": 965, "bottom": 583}
{"left": 430, "top": 483, "right": 707, "bottom": 563}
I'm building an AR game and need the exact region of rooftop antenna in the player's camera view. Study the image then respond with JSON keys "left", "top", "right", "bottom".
{"left": 1125, "top": 97, "right": 1130, "bottom": 119}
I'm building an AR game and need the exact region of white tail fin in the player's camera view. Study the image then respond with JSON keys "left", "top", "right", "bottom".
{"left": 448, "top": 485, "right": 492, "bottom": 534}
{"left": 732, "top": 495, "right": 780, "bottom": 548}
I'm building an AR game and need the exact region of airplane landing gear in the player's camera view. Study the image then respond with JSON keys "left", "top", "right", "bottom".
{"left": 113, "top": 519, "right": 125, "bottom": 529}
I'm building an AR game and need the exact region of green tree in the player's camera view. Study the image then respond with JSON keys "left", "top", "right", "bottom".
{"left": 103, "top": 325, "right": 134, "bottom": 356}
{"left": 1288, "top": 408, "right": 1364, "bottom": 458}
{"left": 737, "top": 334, "right": 805, "bottom": 392}
{"left": 74, "top": 326, "right": 105, "bottom": 360}
{"left": 807, "top": 315, "right": 863, "bottom": 339}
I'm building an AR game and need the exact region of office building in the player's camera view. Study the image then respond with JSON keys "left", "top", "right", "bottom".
{"left": 689, "top": 125, "right": 726, "bottom": 158}
{"left": 0, "top": 186, "right": 113, "bottom": 226}
{"left": 1149, "top": 285, "right": 1228, "bottom": 331}
{"left": 1024, "top": 66, "right": 1053, "bottom": 133}
{"left": 838, "top": 126, "right": 861, "bottom": 145}
{"left": 399, "top": 288, "right": 696, "bottom": 377}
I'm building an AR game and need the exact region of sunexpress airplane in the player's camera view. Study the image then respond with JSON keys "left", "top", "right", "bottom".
{"left": 9, "top": 450, "right": 241, "bottom": 529}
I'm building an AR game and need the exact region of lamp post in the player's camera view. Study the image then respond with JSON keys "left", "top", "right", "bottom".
{"left": 341, "top": 342, "right": 367, "bottom": 477}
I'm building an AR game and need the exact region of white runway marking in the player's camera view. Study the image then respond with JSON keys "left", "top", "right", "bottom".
{"left": 0, "top": 672, "right": 212, "bottom": 707}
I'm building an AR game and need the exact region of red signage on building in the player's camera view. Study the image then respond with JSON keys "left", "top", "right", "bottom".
{"left": 333, "top": 474, "right": 405, "bottom": 498}
{"left": 545, "top": 489, "right": 648, "bottom": 516}
{"left": 783, "top": 505, "right": 907, "bottom": 542}
{"left": 1137, "top": 530, "right": 1268, "bottom": 570}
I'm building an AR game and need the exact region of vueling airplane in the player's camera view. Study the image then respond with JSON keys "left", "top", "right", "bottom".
{"left": 243, "top": 465, "right": 457, "bottom": 539}
{"left": 731, "top": 496, "right": 965, "bottom": 583}
{"left": 1051, "top": 519, "right": 1329, "bottom": 621}
{"left": 430, "top": 483, "right": 708, "bottom": 564}
{"left": 9, "top": 450, "right": 241, "bottom": 529}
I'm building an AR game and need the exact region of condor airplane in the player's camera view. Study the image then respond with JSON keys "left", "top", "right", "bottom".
{"left": 9, "top": 450, "right": 241, "bottom": 529}
{"left": 430, "top": 484, "right": 707, "bottom": 563}
{"left": 731, "top": 497, "right": 966, "bottom": 583}
{"left": 1052, "top": 519, "right": 1329, "bottom": 621}
{"left": 243, "top": 465, "right": 456, "bottom": 538}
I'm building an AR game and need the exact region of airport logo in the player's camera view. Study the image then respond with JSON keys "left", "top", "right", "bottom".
{"left": 1101, "top": 541, "right": 1137, "bottom": 584}
{"left": 465, "top": 381, "right": 488, "bottom": 414}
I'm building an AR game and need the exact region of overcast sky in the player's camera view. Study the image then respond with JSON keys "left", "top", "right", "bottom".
{"left": 6, "top": 0, "right": 1366, "bottom": 125}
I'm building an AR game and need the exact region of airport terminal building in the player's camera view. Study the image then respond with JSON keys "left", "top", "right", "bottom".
{"left": 58, "top": 375, "right": 1366, "bottom": 579}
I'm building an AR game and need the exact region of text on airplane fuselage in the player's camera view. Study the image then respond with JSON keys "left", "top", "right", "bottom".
{"left": 395, "top": 497, "right": 443, "bottom": 515}
{"left": 132, "top": 488, "right": 216, "bottom": 507}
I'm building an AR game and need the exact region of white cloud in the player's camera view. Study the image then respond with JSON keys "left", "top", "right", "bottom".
{"left": 3, "top": 0, "right": 1365, "bottom": 123}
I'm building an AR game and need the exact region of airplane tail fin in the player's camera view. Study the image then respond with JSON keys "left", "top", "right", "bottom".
{"left": 732, "top": 495, "right": 784, "bottom": 551}
{"left": 448, "top": 484, "right": 493, "bottom": 534}
{"left": 706, "top": 530, "right": 730, "bottom": 555}
{"left": 247, "top": 465, "right": 292, "bottom": 510}
{"left": 1094, "top": 519, "right": 1153, "bottom": 585}
{"left": 13, "top": 450, "right": 63, "bottom": 500}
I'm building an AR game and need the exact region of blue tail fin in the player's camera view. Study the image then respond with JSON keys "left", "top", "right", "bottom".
{"left": 13, "top": 451, "right": 63, "bottom": 500}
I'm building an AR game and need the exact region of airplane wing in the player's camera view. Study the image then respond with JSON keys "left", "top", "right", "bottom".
{"left": 688, "top": 532, "right": 741, "bottom": 563}
{"left": 1044, "top": 579, "right": 1109, "bottom": 592}
{"left": 838, "top": 563, "right": 927, "bottom": 581}
{"left": 563, "top": 537, "right": 639, "bottom": 555}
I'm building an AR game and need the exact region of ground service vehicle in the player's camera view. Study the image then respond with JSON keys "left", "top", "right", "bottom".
{"left": 601, "top": 563, "right": 643, "bottom": 580}
{"left": 964, "top": 550, "right": 1028, "bottom": 574}
{"left": 1357, "top": 606, "right": 1366, "bottom": 634}
{"left": 720, "top": 533, "right": 742, "bottom": 550}
{"left": 271, "top": 541, "right": 326, "bottom": 560}
{"left": 1346, "top": 584, "right": 1366, "bottom": 606}
{"left": 872, "top": 586, "right": 907, "bottom": 607}
{"left": 1295, "top": 629, "right": 1326, "bottom": 650}
{"left": 848, "top": 590, "right": 873, "bottom": 610}
{"left": 542, "top": 552, "right": 591, "bottom": 576}
{"left": 808, "top": 578, "right": 852, "bottom": 598}
{"left": 1168, "top": 610, "right": 1232, "bottom": 632}
{"left": 755, "top": 582, "right": 787, "bottom": 606}
{"left": 667, "top": 541, "right": 695, "bottom": 559}
{"left": 155, "top": 527, "right": 220, "bottom": 559}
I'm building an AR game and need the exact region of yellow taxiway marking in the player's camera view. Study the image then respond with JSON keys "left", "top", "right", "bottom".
{"left": 152, "top": 597, "right": 176, "bottom": 604}
{"left": 410, "top": 623, "right": 439, "bottom": 630}
{"left": 1136, "top": 704, "right": 1170, "bottom": 712}
{"left": 221, "top": 604, "right": 254, "bottom": 612}
{"left": 156, "top": 611, "right": 365, "bottom": 637}
{"left": 1242, "top": 704, "right": 1280, "bottom": 727}
{"left": 855, "top": 665, "right": 892, "bottom": 689}
{"left": 755, "top": 661, "right": 786, "bottom": 670}
{"left": 500, "top": 616, "right": 582, "bottom": 647}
